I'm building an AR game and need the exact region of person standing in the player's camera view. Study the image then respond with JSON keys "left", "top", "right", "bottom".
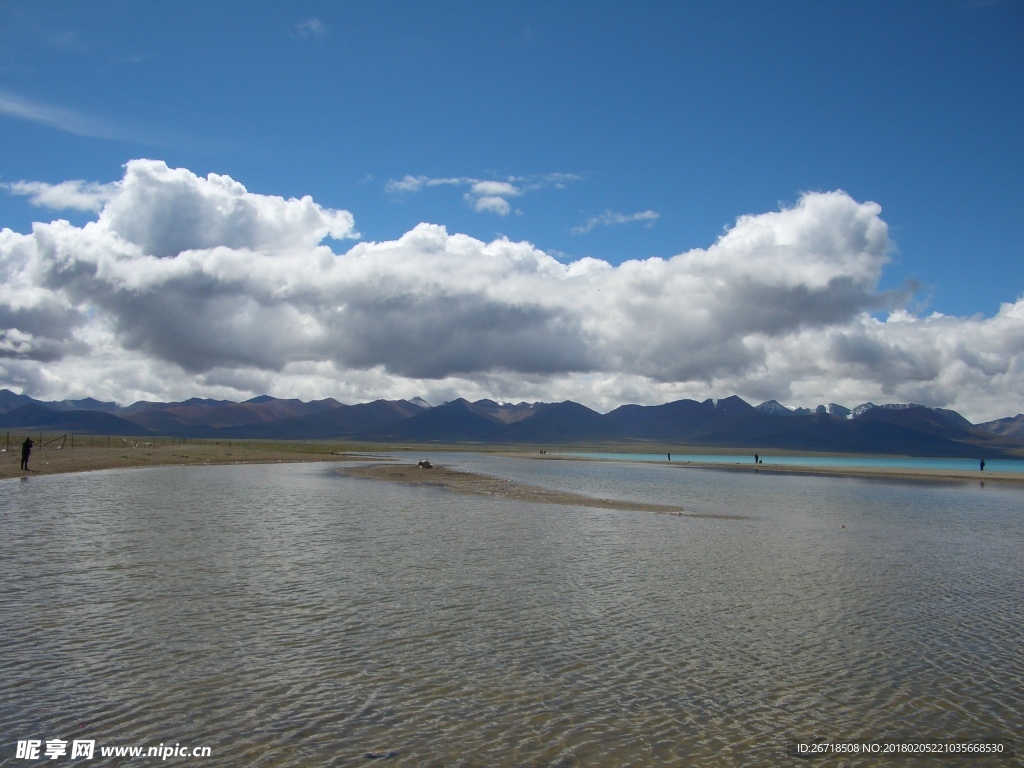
{"left": 20, "top": 437, "right": 33, "bottom": 471}
{"left": 980, "top": 458, "right": 986, "bottom": 472}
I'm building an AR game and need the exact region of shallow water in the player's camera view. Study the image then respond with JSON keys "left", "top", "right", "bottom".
{"left": 1, "top": 458, "right": 1021, "bottom": 766}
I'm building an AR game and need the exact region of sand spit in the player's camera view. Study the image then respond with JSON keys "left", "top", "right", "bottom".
{"left": 674, "top": 461, "right": 1024, "bottom": 483}
{"left": 338, "top": 462, "right": 747, "bottom": 518}
{"left": 548, "top": 456, "right": 1024, "bottom": 487}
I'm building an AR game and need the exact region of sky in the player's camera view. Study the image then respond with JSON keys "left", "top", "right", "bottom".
{"left": 0, "top": 1, "right": 1022, "bottom": 421}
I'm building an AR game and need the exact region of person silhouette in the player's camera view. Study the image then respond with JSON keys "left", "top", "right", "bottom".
{"left": 980, "top": 458, "right": 985, "bottom": 472}
{"left": 754, "top": 453, "right": 759, "bottom": 464}
{"left": 20, "top": 437, "right": 33, "bottom": 471}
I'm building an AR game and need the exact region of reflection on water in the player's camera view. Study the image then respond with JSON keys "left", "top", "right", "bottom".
{"left": 1, "top": 459, "right": 1021, "bottom": 767}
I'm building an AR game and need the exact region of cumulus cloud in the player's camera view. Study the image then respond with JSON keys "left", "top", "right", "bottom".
{"left": 96, "top": 159, "right": 358, "bottom": 257}
{"left": 2, "top": 179, "right": 117, "bottom": 212}
{"left": 386, "top": 172, "right": 577, "bottom": 216}
{"left": 2, "top": 160, "right": 1023, "bottom": 421}
{"left": 572, "top": 209, "right": 660, "bottom": 235}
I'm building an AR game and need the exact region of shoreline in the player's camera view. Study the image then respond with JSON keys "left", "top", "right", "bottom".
{"left": 672, "top": 460, "right": 1024, "bottom": 483}
{"left": 2, "top": 440, "right": 1021, "bottom": 485}
{"left": 0, "top": 443, "right": 373, "bottom": 481}
{"left": 337, "top": 462, "right": 744, "bottom": 518}
{"left": 517, "top": 452, "right": 1024, "bottom": 484}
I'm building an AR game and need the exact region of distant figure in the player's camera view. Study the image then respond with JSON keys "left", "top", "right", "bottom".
{"left": 20, "top": 437, "right": 33, "bottom": 471}
{"left": 667, "top": 453, "right": 671, "bottom": 462}
{"left": 980, "top": 458, "right": 986, "bottom": 472}
{"left": 754, "top": 453, "right": 759, "bottom": 464}
{"left": 417, "top": 459, "right": 433, "bottom": 469}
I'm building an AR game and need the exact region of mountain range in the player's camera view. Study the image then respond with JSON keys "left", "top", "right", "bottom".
{"left": 1, "top": 389, "right": 1022, "bottom": 458}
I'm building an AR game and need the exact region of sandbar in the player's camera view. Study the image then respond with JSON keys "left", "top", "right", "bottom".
{"left": 561, "top": 457, "right": 1024, "bottom": 484}
{"left": 672, "top": 461, "right": 1024, "bottom": 483}
{"left": 338, "top": 462, "right": 745, "bottom": 518}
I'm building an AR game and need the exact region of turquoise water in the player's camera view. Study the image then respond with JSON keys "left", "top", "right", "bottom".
{"left": 560, "top": 451, "right": 1024, "bottom": 473}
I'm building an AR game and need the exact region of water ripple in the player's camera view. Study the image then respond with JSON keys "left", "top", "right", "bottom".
{"left": 1, "top": 461, "right": 1021, "bottom": 767}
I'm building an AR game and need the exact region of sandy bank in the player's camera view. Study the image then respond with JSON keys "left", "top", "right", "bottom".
{"left": 638, "top": 458, "right": 1022, "bottom": 483}
{"left": 515, "top": 452, "right": 1024, "bottom": 484}
{"left": 672, "top": 461, "right": 1024, "bottom": 483}
{"left": 338, "top": 462, "right": 747, "bottom": 518}
{"left": 0, "top": 441, "right": 368, "bottom": 481}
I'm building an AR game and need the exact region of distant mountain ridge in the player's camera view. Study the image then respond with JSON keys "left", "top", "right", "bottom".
{"left": 976, "top": 413, "right": 1024, "bottom": 441}
{"left": 0, "top": 389, "right": 1021, "bottom": 458}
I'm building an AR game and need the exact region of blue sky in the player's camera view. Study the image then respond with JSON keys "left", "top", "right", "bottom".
{"left": 0, "top": 1, "right": 1022, "bottom": 418}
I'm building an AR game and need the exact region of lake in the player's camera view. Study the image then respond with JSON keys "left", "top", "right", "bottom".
{"left": 1, "top": 456, "right": 1020, "bottom": 766}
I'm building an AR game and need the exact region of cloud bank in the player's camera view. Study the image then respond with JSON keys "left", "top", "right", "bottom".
{"left": 2, "top": 159, "right": 1022, "bottom": 421}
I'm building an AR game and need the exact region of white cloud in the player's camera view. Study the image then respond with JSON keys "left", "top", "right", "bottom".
{"left": 2, "top": 160, "right": 1023, "bottom": 422}
{"left": 470, "top": 180, "right": 521, "bottom": 198}
{"left": 386, "top": 172, "right": 577, "bottom": 216}
{"left": 470, "top": 195, "right": 512, "bottom": 215}
{"left": 572, "top": 209, "right": 660, "bottom": 235}
{"left": 96, "top": 159, "right": 358, "bottom": 257}
{"left": 2, "top": 179, "right": 117, "bottom": 212}
{"left": 295, "top": 19, "right": 328, "bottom": 39}
{"left": 384, "top": 175, "right": 467, "bottom": 194}
{"left": 0, "top": 88, "right": 125, "bottom": 140}
{"left": 385, "top": 175, "right": 428, "bottom": 194}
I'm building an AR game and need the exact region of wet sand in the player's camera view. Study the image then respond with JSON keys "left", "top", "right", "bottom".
{"left": 520, "top": 452, "right": 1024, "bottom": 483}
{"left": 338, "top": 462, "right": 745, "bottom": 518}
{"left": 672, "top": 460, "right": 1024, "bottom": 483}
{"left": 0, "top": 442, "right": 367, "bottom": 481}
{"left": 635, "top": 458, "right": 1022, "bottom": 483}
